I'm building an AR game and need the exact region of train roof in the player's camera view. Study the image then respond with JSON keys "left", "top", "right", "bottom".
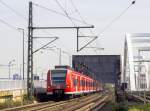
{"left": 51, "top": 65, "right": 96, "bottom": 81}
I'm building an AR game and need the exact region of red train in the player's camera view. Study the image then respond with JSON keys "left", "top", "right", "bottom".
{"left": 47, "top": 66, "right": 102, "bottom": 97}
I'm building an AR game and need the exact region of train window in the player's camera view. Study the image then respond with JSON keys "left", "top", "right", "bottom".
{"left": 86, "top": 81, "right": 88, "bottom": 87}
{"left": 73, "top": 79, "right": 75, "bottom": 86}
{"left": 77, "top": 78, "right": 79, "bottom": 85}
{"left": 83, "top": 80, "right": 84, "bottom": 86}
{"left": 80, "top": 79, "right": 82, "bottom": 86}
{"left": 81, "top": 80, "right": 84, "bottom": 86}
{"left": 86, "top": 81, "right": 88, "bottom": 86}
{"left": 87, "top": 81, "right": 88, "bottom": 87}
{"left": 82, "top": 80, "right": 85, "bottom": 87}
{"left": 51, "top": 70, "right": 66, "bottom": 84}
{"left": 73, "top": 78, "right": 78, "bottom": 86}
{"left": 94, "top": 82, "right": 95, "bottom": 87}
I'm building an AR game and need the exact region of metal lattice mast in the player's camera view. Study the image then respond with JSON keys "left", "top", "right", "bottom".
{"left": 27, "top": 1, "right": 33, "bottom": 99}
{"left": 26, "top": 1, "right": 95, "bottom": 99}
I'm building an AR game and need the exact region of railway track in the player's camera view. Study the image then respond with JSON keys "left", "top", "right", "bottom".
{"left": 4, "top": 93, "right": 109, "bottom": 111}
{"left": 73, "top": 94, "right": 110, "bottom": 111}
{"left": 128, "top": 93, "right": 150, "bottom": 103}
{"left": 83, "top": 95, "right": 110, "bottom": 111}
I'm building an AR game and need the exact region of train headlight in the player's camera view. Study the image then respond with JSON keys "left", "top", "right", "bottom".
{"left": 66, "top": 85, "right": 69, "bottom": 88}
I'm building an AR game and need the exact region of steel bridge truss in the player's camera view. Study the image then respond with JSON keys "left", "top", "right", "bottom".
{"left": 123, "top": 33, "right": 150, "bottom": 91}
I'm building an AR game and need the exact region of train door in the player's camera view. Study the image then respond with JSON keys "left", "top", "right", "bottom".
{"left": 47, "top": 70, "right": 52, "bottom": 94}
{"left": 82, "top": 78, "right": 84, "bottom": 93}
{"left": 72, "top": 74, "right": 75, "bottom": 92}
{"left": 83, "top": 78, "right": 85, "bottom": 92}
{"left": 77, "top": 76, "right": 80, "bottom": 92}
{"left": 90, "top": 80, "right": 92, "bottom": 91}
{"left": 72, "top": 74, "right": 78, "bottom": 93}
{"left": 85, "top": 78, "right": 87, "bottom": 92}
{"left": 69, "top": 72, "right": 73, "bottom": 92}
{"left": 75, "top": 75, "right": 78, "bottom": 92}
{"left": 89, "top": 80, "right": 91, "bottom": 91}
{"left": 92, "top": 80, "right": 94, "bottom": 91}
{"left": 80, "top": 76, "right": 82, "bottom": 93}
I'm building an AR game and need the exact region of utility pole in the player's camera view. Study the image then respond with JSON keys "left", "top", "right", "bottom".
{"left": 27, "top": 1, "right": 33, "bottom": 99}
{"left": 27, "top": 2, "right": 58, "bottom": 99}
{"left": 18, "top": 28, "right": 25, "bottom": 80}
{"left": 77, "top": 28, "right": 79, "bottom": 52}
{"left": 27, "top": 1, "right": 94, "bottom": 99}
{"left": 8, "top": 59, "right": 15, "bottom": 79}
{"left": 62, "top": 51, "right": 72, "bottom": 66}
{"left": 59, "top": 48, "right": 61, "bottom": 65}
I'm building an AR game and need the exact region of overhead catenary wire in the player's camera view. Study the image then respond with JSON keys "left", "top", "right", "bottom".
{"left": 0, "top": 17, "right": 29, "bottom": 37}
{"left": 0, "top": 0, "right": 25, "bottom": 30}
{"left": 0, "top": 0, "right": 96, "bottom": 53}
{"left": 34, "top": 36, "right": 72, "bottom": 57}
{"left": 33, "top": 3, "right": 91, "bottom": 26}
{"left": 64, "top": 0, "right": 99, "bottom": 51}
{"left": 54, "top": 0, "right": 87, "bottom": 40}
{"left": 0, "top": 1, "right": 69, "bottom": 65}
{"left": 0, "top": 0, "right": 71, "bottom": 55}
{"left": 70, "top": 0, "right": 94, "bottom": 35}
{"left": 34, "top": 1, "right": 97, "bottom": 51}
{"left": 0, "top": 0, "right": 28, "bottom": 36}
{"left": 33, "top": 2, "right": 86, "bottom": 53}
{"left": 69, "top": 0, "right": 98, "bottom": 49}
{"left": 54, "top": 0, "right": 99, "bottom": 51}
{"left": 0, "top": 16, "right": 30, "bottom": 44}
{"left": 36, "top": 0, "right": 86, "bottom": 51}
{"left": 0, "top": 0, "right": 27, "bottom": 20}
{"left": 98, "top": 0, "right": 136, "bottom": 36}
{"left": 39, "top": 46, "right": 71, "bottom": 63}
{"left": 54, "top": 0, "right": 77, "bottom": 26}
{"left": 0, "top": 0, "right": 56, "bottom": 38}
{"left": 53, "top": 0, "right": 85, "bottom": 36}
{"left": 0, "top": 17, "right": 18, "bottom": 31}
{"left": 70, "top": 0, "right": 88, "bottom": 26}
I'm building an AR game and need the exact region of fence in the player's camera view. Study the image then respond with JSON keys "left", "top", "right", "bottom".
{"left": 0, "top": 79, "right": 46, "bottom": 91}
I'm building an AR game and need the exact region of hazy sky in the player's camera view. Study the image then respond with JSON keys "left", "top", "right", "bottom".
{"left": 0, "top": 0, "right": 149, "bottom": 78}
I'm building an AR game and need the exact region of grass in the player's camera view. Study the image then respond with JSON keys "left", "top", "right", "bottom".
{"left": 112, "top": 102, "right": 150, "bottom": 111}
{"left": 0, "top": 94, "right": 35, "bottom": 109}
{"left": 128, "top": 104, "right": 150, "bottom": 111}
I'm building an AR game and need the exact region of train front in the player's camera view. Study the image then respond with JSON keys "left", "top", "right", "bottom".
{"left": 47, "top": 69, "right": 67, "bottom": 97}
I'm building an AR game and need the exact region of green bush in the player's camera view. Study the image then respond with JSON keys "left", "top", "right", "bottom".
{"left": 128, "top": 104, "right": 150, "bottom": 111}
{"left": 112, "top": 102, "right": 128, "bottom": 111}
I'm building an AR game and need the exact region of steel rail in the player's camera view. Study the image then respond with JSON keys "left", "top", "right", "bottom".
{"left": 65, "top": 94, "right": 109, "bottom": 111}
{"left": 4, "top": 93, "right": 99, "bottom": 111}
{"left": 36, "top": 94, "right": 100, "bottom": 111}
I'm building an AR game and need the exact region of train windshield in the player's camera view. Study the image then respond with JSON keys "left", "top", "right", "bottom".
{"left": 51, "top": 70, "right": 67, "bottom": 84}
